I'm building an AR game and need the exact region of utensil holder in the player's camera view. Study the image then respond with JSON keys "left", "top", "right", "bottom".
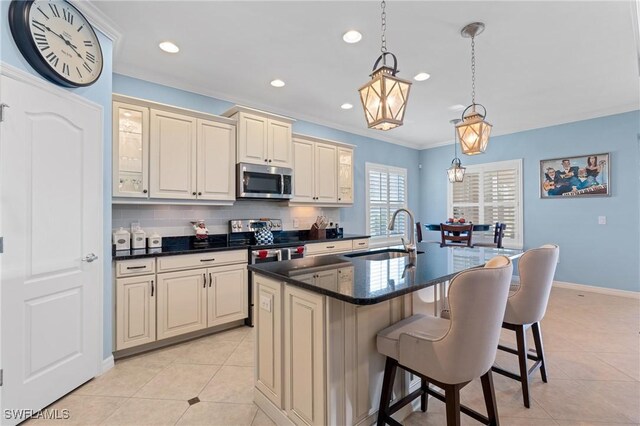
{"left": 309, "top": 225, "right": 326, "bottom": 240}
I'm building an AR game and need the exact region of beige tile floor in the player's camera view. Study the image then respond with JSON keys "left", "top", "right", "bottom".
{"left": 28, "top": 287, "right": 638, "bottom": 425}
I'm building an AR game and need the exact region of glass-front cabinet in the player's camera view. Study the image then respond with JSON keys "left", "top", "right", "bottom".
{"left": 113, "top": 101, "right": 149, "bottom": 198}
{"left": 337, "top": 147, "right": 354, "bottom": 204}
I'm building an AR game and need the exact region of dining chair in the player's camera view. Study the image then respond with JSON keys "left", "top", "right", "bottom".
{"left": 376, "top": 256, "right": 513, "bottom": 426}
{"left": 440, "top": 223, "right": 474, "bottom": 248}
{"left": 416, "top": 221, "right": 423, "bottom": 243}
{"left": 475, "top": 223, "right": 507, "bottom": 249}
{"left": 492, "top": 244, "right": 559, "bottom": 408}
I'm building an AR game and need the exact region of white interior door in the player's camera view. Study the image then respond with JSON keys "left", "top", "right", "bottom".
{"left": 0, "top": 72, "right": 102, "bottom": 424}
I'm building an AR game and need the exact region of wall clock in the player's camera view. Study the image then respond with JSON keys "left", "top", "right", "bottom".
{"left": 9, "top": 0, "right": 103, "bottom": 87}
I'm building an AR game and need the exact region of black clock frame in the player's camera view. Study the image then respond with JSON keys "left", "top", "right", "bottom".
{"left": 8, "top": 0, "right": 103, "bottom": 88}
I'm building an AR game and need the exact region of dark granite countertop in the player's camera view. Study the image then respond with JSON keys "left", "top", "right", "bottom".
{"left": 248, "top": 242, "right": 523, "bottom": 305}
{"left": 113, "top": 235, "right": 248, "bottom": 260}
{"left": 113, "top": 233, "right": 371, "bottom": 261}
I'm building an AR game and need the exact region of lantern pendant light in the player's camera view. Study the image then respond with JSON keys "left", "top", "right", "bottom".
{"left": 456, "top": 22, "right": 492, "bottom": 155}
{"left": 447, "top": 119, "right": 466, "bottom": 183}
{"left": 359, "top": 0, "right": 412, "bottom": 131}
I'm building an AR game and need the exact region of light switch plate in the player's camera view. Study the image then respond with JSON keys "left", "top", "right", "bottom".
{"left": 259, "top": 295, "right": 271, "bottom": 312}
{"left": 293, "top": 219, "right": 300, "bottom": 228}
{"left": 598, "top": 216, "right": 606, "bottom": 225}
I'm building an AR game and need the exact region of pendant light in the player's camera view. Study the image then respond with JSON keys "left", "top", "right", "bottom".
{"left": 358, "top": 0, "right": 412, "bottom": 131}
{"left": 447, "top": 119, "right": 466, "bottom": 183}
{"left": 456, "top": 22, "right": 492, "bottom": 155}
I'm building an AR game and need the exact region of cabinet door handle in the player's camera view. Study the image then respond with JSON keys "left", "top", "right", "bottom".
{"left": 327, "top": 245, "right": 335, "bottom": 249}
{"left": 143, "top": 189, "right": 148, "bottom": 194}
{"left": 203, "top": 273, "right": 207, "bottom": 288}
{"left": 209, "top": 272, "right": 212, "bottom": 288}
{"left": 151, "top": 279, "right": 154, "bottom": 297}
{"left": 200, "top": 258, "right": 215, "bottom": 262}
{"left": 198, "top": 192, "right": 202, "bottom": 196}
{"left": 268, "top": 159, "right": 272, "bottom": 163}
{"left": 264, "top": 159, "right": 268, "bottom": 162}
{"left": 126, "top": 265, "right": 146, "bottom": 270}
{"left": 192, "top": 192, "right": 197, "bottom": 196}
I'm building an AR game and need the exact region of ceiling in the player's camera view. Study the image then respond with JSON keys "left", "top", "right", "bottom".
{"left": 95, "top": 1, "right": 640, "bottom": 149}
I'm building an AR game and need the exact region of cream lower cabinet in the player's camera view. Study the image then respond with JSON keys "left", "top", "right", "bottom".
{"left": 284, "top": 285, "right": 326, "bottom": 426}
{"left": 115, "top": 275, "right": 156, "bottom": 350}
{"left": 156, "top": 268, "right": 208, "bottom": 340}
{"left": 207, "top": 264, "right": 248, "bottom": 327}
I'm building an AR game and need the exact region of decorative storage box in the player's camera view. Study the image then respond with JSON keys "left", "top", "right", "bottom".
{"left": 113, "top": 227, "right": 130, "bottom": 250}
{"left": 132, "top": 228, "right": 146, "bottom": 249}
{"left": 148, "top": 233, "right": 162, "bottom": 248}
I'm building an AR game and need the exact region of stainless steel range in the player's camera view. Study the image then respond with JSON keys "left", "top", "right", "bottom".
{"left": 230, "top": 219, "right": 306, "bottom": 326}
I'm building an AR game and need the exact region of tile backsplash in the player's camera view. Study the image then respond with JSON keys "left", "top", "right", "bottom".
{"left": 112, "top": 202, "right": 341, "bottom": 237}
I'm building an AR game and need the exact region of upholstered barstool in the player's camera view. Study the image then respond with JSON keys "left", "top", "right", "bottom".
{"left": 376, "top": 256, "right": 513, "bottom": 426}
{"left": 492, "top": 244, "right": 559, "bottom": 408}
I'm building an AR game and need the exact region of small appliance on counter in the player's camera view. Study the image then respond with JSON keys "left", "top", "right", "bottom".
{"left": 148, "top": 232, "right": 162, "bottom": 248}
{"left": 131, "top": 226, "right": 147, "bottom": 249}
{"left": 113, "top": 227, "right": 131, "bottom": 251}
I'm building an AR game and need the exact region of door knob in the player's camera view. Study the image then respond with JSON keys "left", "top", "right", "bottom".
{"left": 82, "top": 253, "right": 98, "bottom": 262}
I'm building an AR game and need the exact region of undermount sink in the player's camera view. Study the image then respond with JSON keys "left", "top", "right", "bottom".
{"left": 345, "top": 249, "right": 424, "bottom": 261}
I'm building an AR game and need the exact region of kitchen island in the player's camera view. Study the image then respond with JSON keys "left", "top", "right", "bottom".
{"left": 248, "top": 243, "right": 522, "bottom": 426}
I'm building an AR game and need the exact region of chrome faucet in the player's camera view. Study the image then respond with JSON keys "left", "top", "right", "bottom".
{"left": 388, "top": 208, "right": 417, "bottom": 257}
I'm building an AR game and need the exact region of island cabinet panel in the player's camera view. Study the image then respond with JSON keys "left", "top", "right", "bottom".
{"left": 207, "top": 264, "right": 248, "bottom": 327}
{"left": 284, "top": 286, "right": 326, "bottom": 426}
{"left": 115, "top": 275, "right": 156, "bottom": 350}
{"left": 255, "top": 275, "right": 284, "bottom": 409}
{"left": 156, "top": 268, "right": 208, "bottom": 340}
{"left": 149, "top": 109, "right": 197, "bottom": 199}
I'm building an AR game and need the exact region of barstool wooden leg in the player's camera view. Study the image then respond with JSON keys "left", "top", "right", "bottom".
{"left": 481, "top": 370, "right": 500, "bottom": 426}
{"left": 377, "top": 357, "right": 398, "bottom": 426}
{"left": 420, "top": 378, "right": 429, "bottom": 412}
{"left": 532, "top": 322, "right": 548, "bottom": 383}
{"left": 444, "top": 384, "right": 462, "bottom": 426}
{"left": 515, "top": 325, "right": 531, "bottom": 408}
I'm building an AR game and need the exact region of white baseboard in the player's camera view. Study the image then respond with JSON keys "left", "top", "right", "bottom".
{"left": 99, "top": 355, "right": 115, "bottom": 376}
{"left": 552, "top": 280, "right": 639, "bottom": 299}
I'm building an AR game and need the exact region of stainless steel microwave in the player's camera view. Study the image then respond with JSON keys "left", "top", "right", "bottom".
{"left": 237, "top": 163, "right": 293, "bottom": 199}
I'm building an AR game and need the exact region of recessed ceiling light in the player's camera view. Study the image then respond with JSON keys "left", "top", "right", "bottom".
{"left": 158, "top": 41, "right": 180, "bottom": 53}
{"left": 342, "top": 30, "right": 362, "bottom": 44}
{"left": 414, "top": 72, "right": 430, "bottom": 81}
{"left": 341, "top": 103, "right": 354, "bottom": 110}
{"left": 270, "top": 79, "right": 286, "bottom": 88}
{"left": 448, "top": 104, "right": 466, "bottom": 111}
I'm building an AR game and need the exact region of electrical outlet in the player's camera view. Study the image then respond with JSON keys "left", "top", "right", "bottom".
{"left": 259, "top": 295, "right": 271, "bottom": 312}
{"left": 293, "top": 219, "right": 300, "bottom": 228}
{"left": 598, "top": 216, "right": 606, "bottom": 225}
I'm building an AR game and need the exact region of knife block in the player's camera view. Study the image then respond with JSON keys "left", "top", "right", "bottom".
{"left": 309, "top": 225, "right": 326, "bottom": 240}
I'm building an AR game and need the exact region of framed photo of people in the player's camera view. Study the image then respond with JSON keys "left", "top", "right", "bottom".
{"left": 540, "top": 153, "right": 610, "bottom": 198}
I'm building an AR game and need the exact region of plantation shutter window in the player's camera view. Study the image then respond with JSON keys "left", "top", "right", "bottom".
{"left": 448, "top": 159, "right": 523, "bottom": 248}
{"left": 366, "top": 163, "right": 408, "bottom": 242}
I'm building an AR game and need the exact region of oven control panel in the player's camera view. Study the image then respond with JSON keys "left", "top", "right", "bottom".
{"left": 230, "top": 219, "right": 283, "bottom": 233}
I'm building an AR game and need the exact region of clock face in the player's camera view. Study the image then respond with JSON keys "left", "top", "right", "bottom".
{"left": 10, "top": 0, "right": 103, "bottom": 87}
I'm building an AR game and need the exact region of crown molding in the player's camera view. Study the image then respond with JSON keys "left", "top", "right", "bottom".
{"left": 631, "top": 0, "right": 640, "bottom": 76}
{"left": 69, "top": 1, "right": 122, "bottom": 43}
{"left": 113, "top": 67, "right": 424, "bottom": 151}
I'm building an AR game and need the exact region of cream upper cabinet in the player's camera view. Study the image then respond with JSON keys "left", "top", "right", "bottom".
{"left": 292, "top": 138, "right": 315, "bottom": 203}
{"left": 238, "top": 112, "right": 268, "bottom": 164}
{"left": 291, "top": 134, "right": 353, "bottom": 205}
{"left": 115, "top": 275, "right": 156, "bottom": 350}
{"left": 268, "top": 119, "right": 293, "bottom": 167}
{"left": 156, "top": 268, "right": 208, "bottom": 340}
{"left": 337, "top": 147, "right": 354, "bottom": 204}
{"left": 207, "top": 264, "right": 248, "bottom": 327}
{"left": 113, "top": 101, "right": 150, "bottom": 198}
{"left": 150, "top": 109, "right": 197, "bottom": 199}
{"left": 224, "top": 107, "right": 294, "bottom": 167}
{"left": 197, "top": 119, "right": 236, "bottom": 201}
{"left": 315, "top": 142, "right": 338, "bottom": 203}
